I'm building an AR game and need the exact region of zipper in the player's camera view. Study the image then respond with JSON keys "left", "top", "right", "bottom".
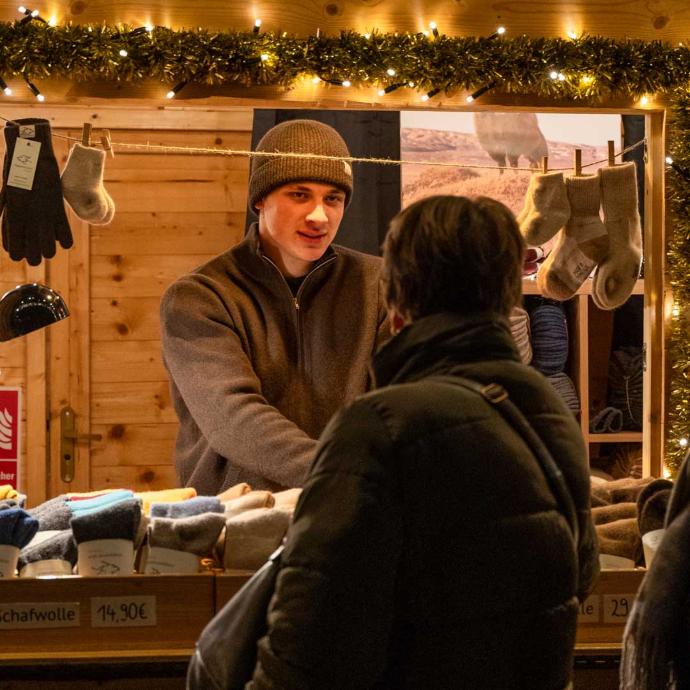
{"left": 261, "top": 253, "right": 337, "bottom": 371}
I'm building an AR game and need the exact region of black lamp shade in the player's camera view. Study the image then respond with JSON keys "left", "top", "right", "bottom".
{"left": 0, "top": 283, "right": 69, "bottom": 341}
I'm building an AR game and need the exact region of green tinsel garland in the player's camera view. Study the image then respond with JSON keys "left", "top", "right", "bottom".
{"left": 2, "top": 20, "right": 690, "bottom": 471}
{"left": 0, "top": 22, "right": 689, "bottom": 98}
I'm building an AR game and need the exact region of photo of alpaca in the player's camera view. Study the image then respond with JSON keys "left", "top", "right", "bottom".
{"left": 401, "top": 112, "right": 620, "bottom": 214}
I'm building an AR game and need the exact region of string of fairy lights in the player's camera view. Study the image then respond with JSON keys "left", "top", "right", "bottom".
{"left": 1, "top": 7, "right": 690, "bottom": 473}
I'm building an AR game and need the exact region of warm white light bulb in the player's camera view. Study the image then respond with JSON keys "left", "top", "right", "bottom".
{"left": 640, "top": 95, "right": 649, "bottom": 105}
{"left": 254, "top": 18, "right": 262, "bottom": 28}
{"left": 260, "top": 53, "right": 269, "bottom": 61}
{"left": 166, "top": 90, "right": 175, "bottom": 99}
{"left": 421, "top": 94, "right": 429, "bottom": 101}
{"left": 18, "top": 6, "right": 26, "bottom": 13}
{"left": 30, "top": 9, "right": 38, "bottom": 16}
{"left": 567, "top": 30, "right": 578, "bottom": 39}
{"left": 666, "top": 156, "right": 674, "bottom": 164}
{"left": 558, "top": 72, "right": 566, "bottom": 81}
{"left": 36, "top": 93, "right": 45, "bottom": 101}
{"left": 496, "top": 26, "right": 506, "bottom": 35}
{"left": 119, "top": 49, "right": 128, "bottom": 57}
{"left": 466, "top": 95, "right": 474, "bottom": 103}
{"left": 145, "top": 23, "right": 154, "bottom": 32}
{"left": 377, "top": 88, "right": 385, "bottom": 96}
{"left": 3, "top": 87, "right": 12, "bottom": 96}
{"left": 311, "top": 76, "right": 321, "bottom": 84}
{"left": 549, "top": 70, "right": 559, "bottom": 80}
{"left": 48, "top": 15, "right": 56, "bottom": 26}
{"left": 342, "top": 79, "right": 351, "bottom": 87}
{"left": 363, "top": 32, "right": 370, "bottom": 39}
{"left": 429, "top": 21, "right": 437, "bottom": 30}
{"left": 680, "top": 437, "right": 689, "bottom": 448}
{"left": 386, "top": 68, "right": 396, "bottom": 76}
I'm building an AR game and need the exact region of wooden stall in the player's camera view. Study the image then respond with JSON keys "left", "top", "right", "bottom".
{"left": 0, "top": 0, "right": 686, "bottom": 686}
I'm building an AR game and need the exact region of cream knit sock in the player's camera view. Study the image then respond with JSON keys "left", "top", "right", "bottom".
{"left": 537, "top": 174, "right": 608, "bottom": 300}
{"left": 223, "top": 508, "right": 290, "bottom": 570}
{"left": 592, "top": 162, "right": 642, "bottom": 310}
{"left": 61, "top": 143, "right": 115, "bottom": 225}
{"left": 518, "top": 171, "right": 570, "bottom": 246}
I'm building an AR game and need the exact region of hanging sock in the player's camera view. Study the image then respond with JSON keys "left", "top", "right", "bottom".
{"left": 61, "top": 143, "right": 115, "bottom": 225}
{"left": 517, "top": 171, "right": 570, "bottom": 246}
{"left": 592, "top": 162, "right": 642, "bottom": 310}
{"left": 537, "top": 174, "right": 609, "bottom": 300}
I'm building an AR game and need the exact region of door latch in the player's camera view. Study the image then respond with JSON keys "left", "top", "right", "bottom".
{"left": 59, "top": 406, "right": 103, "bottom": 483}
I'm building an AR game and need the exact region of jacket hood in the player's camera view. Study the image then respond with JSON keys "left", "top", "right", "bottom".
{"left": 372, "top": 311, "right": 521, "bottom": 388}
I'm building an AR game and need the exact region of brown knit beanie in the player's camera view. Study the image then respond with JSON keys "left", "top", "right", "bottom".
{"left": 248, "top": 119, "right": 353, "bottom": 212}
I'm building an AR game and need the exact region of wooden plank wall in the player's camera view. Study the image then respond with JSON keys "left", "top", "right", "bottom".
{"left": 87, "top": 127, "right": 251, "bottom": 490}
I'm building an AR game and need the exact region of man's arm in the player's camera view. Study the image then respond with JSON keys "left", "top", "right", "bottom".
{"left": 160, "top": 277, "right": 318, "bottom": 488}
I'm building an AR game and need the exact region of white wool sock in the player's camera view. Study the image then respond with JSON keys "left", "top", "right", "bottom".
{"left": 518, "top": 171, "right": 570, "bottom": 246}
{"left": 223, "top": 508, "right": 290, "bottom": 571}
{"left": 61, "top": 143, "right": 115, "bottom": 225}
{"left": 537, "top": 174, "right": 609, "bottom": 300}
{"left": 592, "top": 162, "right": 642, "bottom": 310}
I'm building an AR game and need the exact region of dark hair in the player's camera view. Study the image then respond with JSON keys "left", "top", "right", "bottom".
{"left": 382, "top": 195, "right": 524, "bottom": 319}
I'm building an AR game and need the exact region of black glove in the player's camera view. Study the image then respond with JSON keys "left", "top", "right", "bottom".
{"left": 0, "top": 118, "right": 73, "bottom": 265}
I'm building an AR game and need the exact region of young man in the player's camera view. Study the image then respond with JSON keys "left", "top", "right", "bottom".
{"left": 160, "top": 120, "right": 389, "bottom": 494}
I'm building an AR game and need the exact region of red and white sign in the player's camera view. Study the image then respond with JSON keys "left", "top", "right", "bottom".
{"left": 0, "top": 388, "right": 21, "bottom": 490}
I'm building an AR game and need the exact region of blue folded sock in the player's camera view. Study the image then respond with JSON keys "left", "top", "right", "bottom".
{"left": 67, "top": 489, "right": 134, "bottom": 515}
{"left": 150, "top": 496, "right": 223, "bottom": 519}
{"left": 0, "top": 508, "right": 39, "bottom": 548}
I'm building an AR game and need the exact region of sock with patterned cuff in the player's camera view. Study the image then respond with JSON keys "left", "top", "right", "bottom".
{"left": 216, "top": 483, "right": 252, "bottom": 502}
{"left": 61, "top": 143, "right": 115, "bottom": 225}
{"left": 223, "top": 491, "right": 275, "bottom": 519}
{"left": 592, "top": 162, "right": 643, "bottom": 310}
{"left": 17, "top": 529, "right": 77, "bottom": 577}
{"left": 135, "top": 488, "right": 197, "bottom": 516}
{"left": 71, "top": 499, "right": 141, "bottom": 576}
{"left": 150, "top": 495, "right": 222, "bottom": 519}
{"left": 70, "top": 498, "right": 141, "bottom": 541}
{"left": 518, "top": 171, "right": 571, "bottom": 246}
{"left": 223, "top": 508, "right": 291, "bottom": 571}
{"left": 537, "top": 174, "right": 609, "bottom": 300}
{"left": 67, "top": 489, "right": 134, "bottom": 516}
{"left": 27, "top": 495, "right": 72, "bottom": 531}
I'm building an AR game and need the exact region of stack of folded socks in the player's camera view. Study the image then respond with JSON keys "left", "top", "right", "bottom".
{"left": 529, "top": 301, "right": 569, "bottom": 375}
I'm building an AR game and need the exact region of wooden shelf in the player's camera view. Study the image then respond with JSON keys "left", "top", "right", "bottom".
{"left": 588, "top": 432, "right": 643, "bottom": 443}
{"left": 522, "top": 277, "right": 644, "bottom": 297}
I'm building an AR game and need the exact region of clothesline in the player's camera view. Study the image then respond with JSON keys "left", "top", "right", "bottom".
{"left": 0, "top": 113, "right": 646, "bottom": 172}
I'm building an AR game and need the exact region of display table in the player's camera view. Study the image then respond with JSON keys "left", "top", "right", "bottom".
{"left": 0, "top": 569, "right": 645, "bottom": 687}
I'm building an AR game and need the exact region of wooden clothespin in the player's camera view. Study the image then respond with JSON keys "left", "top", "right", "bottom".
{"left": 541, "top": 156, "right": 548, "bottom": 174}
{"left": 607, "top": 140, "right": 616, "bottom": 167}
{"left": 573, "top": 148, "right": 582, "bottom": 176}
{"left": 81, "top": 122, "right": 92, "bottom": 147}
{"left": 100, "top": 129, "right": 114, "bottom": 158}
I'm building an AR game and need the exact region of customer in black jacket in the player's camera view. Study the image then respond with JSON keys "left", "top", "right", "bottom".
{"left": 249, "top": 195, "right": 599, "bottom": 690}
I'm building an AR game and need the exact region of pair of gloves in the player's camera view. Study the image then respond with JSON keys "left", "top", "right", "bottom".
{"left": 0, "top": 118, "right": 114, "bottom": 266}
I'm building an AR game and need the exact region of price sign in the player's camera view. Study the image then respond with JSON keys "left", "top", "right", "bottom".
{"left": 577, "top": 594, "right": 600, "bottom": 623}
{"left": 602, "top": 594, "right": 632, "bottom": 624}
{"left": 90, "top": 595, "right": 156, "bottom": 628}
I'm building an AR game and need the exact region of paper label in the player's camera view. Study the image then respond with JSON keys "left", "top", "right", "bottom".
{"left": 19, "top": 559, "right": 74, "bottom": 578}
{"left": 0, "top": 545, "right": 19, "bottom": 578}
{"left": 91, "top": 595, "right": 156, "bottom": 627}
{"left": 0, "top": 601, "right": 79, "bottom": 629}
{"left": 77, "top": 539, "right": 134, "bottom": 577}
{"left": 143, "top": 546, "right": 200, "bottom": 575}
{"left": 577, "top": 594, "right": 600, "bottom": 623}
{"left": 7, "top": 137, "right": 41, "bottom": 191}
{"left": 18, "top": 125, "right": 35, "bottom": 139}
{"left": 602, "top": 593, "right": 632, "bottom": 624}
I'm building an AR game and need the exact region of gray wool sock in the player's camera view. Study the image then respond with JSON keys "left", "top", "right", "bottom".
{"left": 150, "top": 496, "right": 223, "bottom": 519}
{"left": 27, "top": 495, "right": 72, "bottom": 531}
{"left": 17, "top": 529, "right": 77, "bottom": 575}
{"left": 70, "top": 498, "right": 142, "bottom": 544}
{"left": 0, "top": 499, "right": 18, "bottom": 511}
{"left": 61, "top": 143, "right": 115, "bottom": 225}
{"left": 148, "top": 512, "right": 226, "bottom": 556}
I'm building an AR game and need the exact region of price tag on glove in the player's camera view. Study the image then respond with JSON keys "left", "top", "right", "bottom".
{"left": 7, "top": 137, "right": 41, "bottom": 191}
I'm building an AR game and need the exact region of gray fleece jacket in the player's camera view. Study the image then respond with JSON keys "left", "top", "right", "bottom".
{"left": 160, "top": 224, "right": 389, "bottom": 495}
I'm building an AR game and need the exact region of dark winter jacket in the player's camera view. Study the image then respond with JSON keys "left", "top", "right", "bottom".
{"left": 250, "top": 311, "right": 599, "bottom": 690}
{"left": 160, "top": 224, "right": 389, "bottom": 495}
